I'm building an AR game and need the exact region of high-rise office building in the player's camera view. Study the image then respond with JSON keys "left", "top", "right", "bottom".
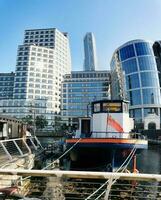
{"left": 111, "top": 39, "right": 161, "bottom": 125}
{"left": 153, "top": 41, "right": 161, "bottom": 88}
{"left": 61, "top": 70, "right": 110, "bottom": 125}
{"left": 0, "top": 28, "right": 71, "bottom": 123}
{"left": 0, "top": 72, "right": 15, "bottom": 99}
{"left": 84, "top": 33, "right": 97, "bottom": 71}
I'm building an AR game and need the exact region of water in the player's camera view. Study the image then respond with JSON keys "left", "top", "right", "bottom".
{"left": 137, "top": 144, "right": 161, "bottom": 174}
{"left": 38, "top": 137, "right": 161, "bottom": 174}
{"left": 38, "top": 136, "right": 63, "bottom": 147}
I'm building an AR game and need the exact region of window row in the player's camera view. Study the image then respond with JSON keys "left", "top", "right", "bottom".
{"left": 126, "top": 72, "right": 159, "bottom": 89}
{"left": 127, "top": 88, "right": 161, "bottom": 105}
{"left": 119, "top": 42, "right": 153, "bottom": 61}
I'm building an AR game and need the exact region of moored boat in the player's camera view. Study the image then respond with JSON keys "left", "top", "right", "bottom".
{"left": 65, "top": 100, "right": 148, "bottom": 172}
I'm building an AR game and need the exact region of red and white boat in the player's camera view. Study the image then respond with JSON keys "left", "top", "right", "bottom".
{"left": 65, "top": 100, "right": 148, "bottom": 172}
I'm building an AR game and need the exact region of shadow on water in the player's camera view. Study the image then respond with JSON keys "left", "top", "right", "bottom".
{"left": 137, "top": 144, "right": 161, "bottom": 174}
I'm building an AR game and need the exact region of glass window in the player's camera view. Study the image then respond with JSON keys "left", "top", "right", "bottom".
{"left": 138, "top": 56, "right": 156, "bottom": 71}
{"left": 128, "top": 90, "right": 141, "bottom": 105}
{"left": 103, "top": 102, "right": 122, "bottom": 112}
{"left": 126, "top": 74, "right": 140, "bottom": 89}
{"left": 135, "top": 42, "right": 152, "bottom": 56}
{"left": 144, "top": 108, "right": 158, "bottom": 117}
{"left": 142, "top": 88, "right": 161, "bottom": 104}
{"left": 141, "top": 72, "right": 159, "bottom": 87}
{"left": 122, "top": 58, "right": 138, "bottom": 74}
{"left": 133, "top": 109, "right": 142, "bottom": 122}
{"left": 119, "top": 44, "right": 135, "bottom": 61}
{"left": 94, "top": 103, "right": 101, "bottom": 112}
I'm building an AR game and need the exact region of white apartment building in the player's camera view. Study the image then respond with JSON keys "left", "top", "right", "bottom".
{"left": 0, "top": 28, "right": 71, "bottom": 124}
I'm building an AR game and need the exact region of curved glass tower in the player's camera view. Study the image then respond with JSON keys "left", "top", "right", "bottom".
{"left": 84, "top": 33, "right": 97, "bottom": 71}
{"left": 111, "top": 39, "right": 161, "bottom": 123}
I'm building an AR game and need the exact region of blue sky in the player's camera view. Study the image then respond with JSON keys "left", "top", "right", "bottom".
{"left": 0, "top": 0, "right": 161, "bottom": 72}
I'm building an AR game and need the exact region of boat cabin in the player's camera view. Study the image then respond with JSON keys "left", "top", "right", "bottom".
{"left": 76, "top": 100, "right": 134, "bottom": 139}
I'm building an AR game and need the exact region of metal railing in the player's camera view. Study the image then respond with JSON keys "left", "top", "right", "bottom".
{"left": 0, "top": 169, "right": 161, "bottom": 199}
{"left": 76, "top": 131, "right": 146, "bottom": 140}
{"left": 0, "top": 136, "right": 43, "bottom": 168}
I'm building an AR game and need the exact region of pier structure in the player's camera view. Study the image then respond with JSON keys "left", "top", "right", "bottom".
{"left": 0, "top": 136, "right": 43, "bottom": 169}
{"left": 0, "top": 169, "right": 160, "bottom": 199}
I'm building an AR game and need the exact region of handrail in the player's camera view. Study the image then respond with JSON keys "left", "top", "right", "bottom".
{"left": 0, "top": 169, "right": 161, "bottom": 182}
{"left": 0, "top": 136, "right": 43, "bottom": 168}
{"left": 0, "top": 136, "right": 36, "bottom": 142}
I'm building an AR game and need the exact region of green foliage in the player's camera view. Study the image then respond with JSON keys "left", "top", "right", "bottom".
{"left": 35, "top": 115, "right": 48, "bottom": 129}
{"left": 53, "top": 116, "right": 69, "bottom": 134}
{"left": 52, "top": 117, "right": 78, "bottom": 136}
{"left": 22, "top": 115, "right": 33, "bottom": 126}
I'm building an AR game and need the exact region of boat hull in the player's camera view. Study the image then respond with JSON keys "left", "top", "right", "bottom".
{"left": 64, "top": 138, "right": 148, "bottom": 171}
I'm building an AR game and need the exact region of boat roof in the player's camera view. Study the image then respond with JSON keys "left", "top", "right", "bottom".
{"left": 92, "top": 99, "right": 129, "bottom": 104}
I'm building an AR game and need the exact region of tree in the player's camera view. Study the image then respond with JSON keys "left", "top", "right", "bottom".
{"left": 22, "top": 115, "right": 33, "bottom": 126}
{"left": 35, "top": 115, "right": 48, "bottom": 129}
{"left": 52, "top": 116, "right": 70, "bottom": 135}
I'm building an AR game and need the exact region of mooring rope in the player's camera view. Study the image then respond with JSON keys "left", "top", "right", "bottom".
{"left": 85, "top": 145, "right": 137, "bottom": 200}
{"left": 43, "top": 138, "right": 82, "bottom": 170}
{"left": 95, "top": 147, "right": 137, "bottom": 200}
{"left": 21, "top": 137, "right": 82, "bottom": 182}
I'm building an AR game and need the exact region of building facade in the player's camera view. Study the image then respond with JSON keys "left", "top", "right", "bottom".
{"left": 0, "top": 72, "right": 15, "bottom": 99}
{"left": 111, "top": 39, "right": 161, "bottom": 125}
{"left": 153, "top": 41, "right": 161, "bottom": 89}
{"left": 84, "top": 33, "right": 97, "bottom": 71}
{"left": 61, "top": 70, "right": 110, "bottom": 125}
{"left": 0, "top": 28, "right": 71, "bottom": 124}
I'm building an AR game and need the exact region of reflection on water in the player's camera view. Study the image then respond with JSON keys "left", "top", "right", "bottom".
{"left": 137, "top": 144, "right": 161, "bottom": 174}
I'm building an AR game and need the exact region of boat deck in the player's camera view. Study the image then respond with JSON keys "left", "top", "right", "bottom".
{"left": 66, "top": 138, "right": 148, "bottom": 149}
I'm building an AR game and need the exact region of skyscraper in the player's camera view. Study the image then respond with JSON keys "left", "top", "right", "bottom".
{"left": 61, "top": 70, "right": 110, "bottom": 125}
{"left": 0, "top": 28, "right": 71, "bottom": 124}
{"left": 111, "top": 39, "right": 161, "bottom": 126}
{"left": 84, "top": 32, "right": 97, "bottom": 71}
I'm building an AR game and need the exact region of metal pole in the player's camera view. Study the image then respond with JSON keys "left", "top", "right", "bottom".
{"left": 0, "top": 142, "right": 12, "bottom": 160}
{"left": 13, "top": 140, "right": 23, "bottom": 156}
{"left": 33, "top": 108, "right": 36, "bottom": 137}
{"left": 87, "top": 102, "right": 90, "bottom": 117}
{"left": 87, "top": 103, "right": 89, "bottom": 117}
{"left": 104, "top": 177, "right": 113, "bottom": 200}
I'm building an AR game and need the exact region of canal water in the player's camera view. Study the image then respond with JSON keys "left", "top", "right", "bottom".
{"left": 137, "top": 144, "right": 161, "bottom": 174}
{"left": 38, "top": 137, "right": 161, "bottom": 174}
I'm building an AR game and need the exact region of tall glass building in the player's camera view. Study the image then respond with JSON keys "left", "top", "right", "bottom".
{"left": 84, "top": 33, "right": 97, "bottom": 71}
{"left": 61, "top": 70, "right": 110, "bottom": 125}
{"left": 0, "top": 28, "right": 71, "bottom": 124}
{"left": 111, "top": 39, "right": 161, "bottom": 123}
{"left": 153, "top": 41, "right": 161, "bottom": 89}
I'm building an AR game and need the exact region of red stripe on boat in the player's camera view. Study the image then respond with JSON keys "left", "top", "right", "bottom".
{"left": 107, "top": 115, "right": 124, "bottom": 132}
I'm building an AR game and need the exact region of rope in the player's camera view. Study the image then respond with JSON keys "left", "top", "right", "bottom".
{"left": 85, "top": 146, "right": 136, "bottom": 200}
{"left": 95, "top": 148, "right": 136, "bottom": 199}
{"left": 21, "top": 137, "right": 81, "bottom": 183}
{"left": 43, "top": 138, "right": 82, "bottom": 170}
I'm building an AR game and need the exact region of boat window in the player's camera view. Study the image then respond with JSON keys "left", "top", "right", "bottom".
{"left": 102, "top": 102, "right": 122, "bottom": 112}
{"left": 94, "top": 103, "right": 100, "bottom": 112}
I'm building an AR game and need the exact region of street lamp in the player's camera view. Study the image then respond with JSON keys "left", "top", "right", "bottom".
{"left": 29, "top": 101, "right": 36, "bottom": 136}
